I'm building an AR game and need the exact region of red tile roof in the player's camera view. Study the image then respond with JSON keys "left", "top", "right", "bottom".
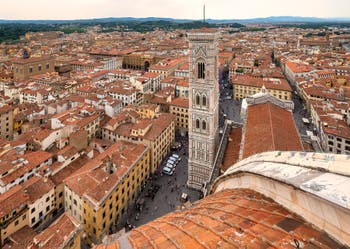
{"left": 221, "top": 127, "right": 242, "bottom": 172}
{"left": 11, "top": 56, "right": 53, "bottom": 64}
{"left": 110, "top": 113, "right": 175, "bottom": 141}
{"left": 21, "top": 176, "right": 54, "bottom": 203}
{"left": 3, "top": 226, "right": 37, "bottom": 249}
{"left": 242, "top": 103, "right": 303, "bottom": 159}
{"left": 50, "top": 155, "right": 90, "bottom": 186}
{"left": 1, "top": 151, "right": 52, "bottom": 185}
{"left": 0, "top": 185, "right": 29, "bottom": 218}
{"left": 32, "top": 213, "right": 80, "bottom": 248}
{"left": 285, "top": 61, "right": 314, "bottom": 74}
{"left": 64, "top": 141, "right": 148, "bottom": 206}
{"left": 170, "top": 98, "right": 189, "bottom": 108}
{"left": 232, "top": 75, "right": 292, "bottom": 92}
{"left": 95, "top": 189, "right": 342, "bottom": 249}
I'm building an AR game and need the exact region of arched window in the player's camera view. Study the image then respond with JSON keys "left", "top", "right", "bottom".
{"left": 198, "top": 62, "right": 205, "bottom": 79}
{"left": 202, "top": 121, "right": 206, "bottom": 130}
{"left": 196, "top": 94, "right": 200, "bottom": 105}
{"left": 196, "top": 119, "right": 200, "bottom": 129}
{"left": 202, "top": 95, "right": 207, "bottom": 107}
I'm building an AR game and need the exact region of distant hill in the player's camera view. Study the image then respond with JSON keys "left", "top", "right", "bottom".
{"left": 0, "top": 17, "right": 192, "bottom": 24}
{"left": 0, "top": 16, "right": 350, "bottom": 24}
{"left": 224, "top": 16, "right": 350, "bottom": 23}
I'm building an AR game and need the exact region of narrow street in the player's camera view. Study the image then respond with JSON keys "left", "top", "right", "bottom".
{"left": 127, "top": 135, "right": 201, "bottom": 228}
{"left": 219, "top": 68, "right": 243, "bottom": 125}
{"left": 291, "top": 92, "right": 311, "bottom": 136}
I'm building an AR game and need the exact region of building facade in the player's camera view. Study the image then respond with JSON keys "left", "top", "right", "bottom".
{"left": 0, "top": 185, "right": 29, "bottom": 246}
{"left": 0, "top": 105, "right": 14, "bottom": 140}
{"left": 63, "top": 141, "right": 151, "bottom": 246}
{"left": 12, "top": 56, "right": 55, "bottom": 80}
{"left": 102, "top": 111, "right": 175, "bottom": 173}
{"left": 232, "top": 76, "right": 292, "bottom": 101}
{"left": 169, "top": 97, "right": 189, "bottom": 135}
{"left": 187, "top": 29, "right": 219, "bottom": 190}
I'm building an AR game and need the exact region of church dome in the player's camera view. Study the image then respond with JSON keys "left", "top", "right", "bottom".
{"left": 95, "top": 151, "right": 350, "bottom": 249}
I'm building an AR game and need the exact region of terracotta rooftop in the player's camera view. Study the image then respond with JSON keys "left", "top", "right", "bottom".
{"left": 0, "top": 104, "right": 14, "bottom": 114}
{"left": 32, "top": 213, "right": 81, "bottom": 249}
{"left": 232, "top": 75, "right": 292, "bottom": 92}
{"left": 214, "top": 151, "right": 350, "bottom": 246}
{"left": 0, "top": 150, "right": 52, "bottom": 185}
{"left": 50, "top": 155, "right": 90, "bottom": 186}
{"left": 3, "top": 226, "right": 37, "bottom": 249}
{"left": 170, "top": 97, "right": 189, "bottom": 108}
{"left": 111, "top": 113, "right": 175, "bottom": 141}
{"left": 21, "top": 176, "right": 54, "bottom": 203}
{"left": 64, "top": 141, "right": 148, "bottom": 207}
{"left": 95, "top": 188, "right": 344, "bottom": 249}
{"left": 143, "top": 113, "right": 175, "bottom": 141}
{"left": 150, "top": 58, "right": 185, "bottom": 71}
{"left": 189, "top": 27, "right": 218, "bottom": 33}
{"left": 11, "top": 55, "right": 53, "bottom": 64}
{"left": 285, "top": 61, "right": 315, "bottom": 74}
{"left": 242, "top": 103, "right": 303, "bottom": 159}
{"left": 0, "top": 184, "right": 29, "bottom": 218}
{"left": 221, "top": 127, "right": 242, "bottom": 172}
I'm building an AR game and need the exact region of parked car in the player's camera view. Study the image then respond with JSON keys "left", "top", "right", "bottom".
{"left": 162, "top": 166, "right": 173, "bottom": 176}
{"left": 171, "top": 142, "right": 182, "bottom": 150}
{"left": 166, "top": 162, "right": 175, "bottom": 170}
{"left": 170, "top": 155, "right": 179, "bottom": 161}
{"left": 168, "top": 158, "right": 177, "bottom": 165}
{"left": 172, "top": 154, "right": 181, "bottom": 161}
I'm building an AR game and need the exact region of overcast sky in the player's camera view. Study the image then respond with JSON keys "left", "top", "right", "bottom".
{"left": 1, "top": 0, "right": 349, "bottom": 20}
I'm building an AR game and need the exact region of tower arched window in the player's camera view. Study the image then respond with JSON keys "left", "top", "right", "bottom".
{"left": 202, "top": 121, "right": 206, "bottom": 130}
{"left": 196, "top": 119, "right": 200, "bottom": 129}
{"left": 198, "top": 62, "right": 205, "bottom": 79}
{"left": 202, "top": 95, "right": 207, "bottom": 107}
{"left": 196, "top": 94, "right": 200, "bottom": 106}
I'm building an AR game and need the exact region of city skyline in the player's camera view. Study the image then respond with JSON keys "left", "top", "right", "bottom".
{"left": 1, "top": 0, "right": 350, "bottom": 20}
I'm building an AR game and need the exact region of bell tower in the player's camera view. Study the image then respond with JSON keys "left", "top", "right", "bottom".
{"left": 187, "top": 29, "right": 219, "bottom": 190}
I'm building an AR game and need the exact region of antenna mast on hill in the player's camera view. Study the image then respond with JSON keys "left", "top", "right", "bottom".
{"left": 203, "top": 4, "right": 206, "bottom": 23}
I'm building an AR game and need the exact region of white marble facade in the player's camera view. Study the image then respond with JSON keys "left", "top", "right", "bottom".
{"left": 187, "top": 30, "right": 219, "bottom": 190}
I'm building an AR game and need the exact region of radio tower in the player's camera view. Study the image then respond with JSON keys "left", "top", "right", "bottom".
{"left": 203, "top": 4, "right": 206, "bottom": 23}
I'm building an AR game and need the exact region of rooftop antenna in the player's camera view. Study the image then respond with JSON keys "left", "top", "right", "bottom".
{"left": 203, "top": 4, "right": 206, "bottom": 23}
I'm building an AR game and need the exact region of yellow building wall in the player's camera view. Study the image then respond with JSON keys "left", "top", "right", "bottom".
{"left": 233, "top": 84, "right": 291, "bottom": 101}
{"left": 82, "top": 150, "right": 151, "bottom": 246}
{"left": 149, "top": 120, "right": 175, "bottom": 173}
{"left": 65, "top": 229, "right": 82, "bottom": 249}
{"left": 0, "top": 210, "right": 29, "bottom": 246}
{"left": 170, "top": 106, "right": 189, "bottom": 130}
